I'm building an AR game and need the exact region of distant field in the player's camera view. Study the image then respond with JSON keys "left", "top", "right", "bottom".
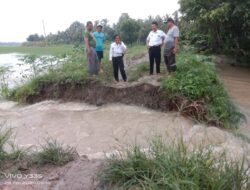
{"left": 0, "top": 45, "right": 74, "bottom": 56}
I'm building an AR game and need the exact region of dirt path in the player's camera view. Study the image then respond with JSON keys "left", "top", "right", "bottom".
{"left": 216, "top": 57, "right": 250, "bottom": 136}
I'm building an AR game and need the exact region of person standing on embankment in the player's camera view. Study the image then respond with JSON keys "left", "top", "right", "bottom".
{"left": 163, "top": 18, "right": 180, "bottom": 74}
{"left": 109, "top": 34, "right": 127, "bottom": 82}
{"left": 84, "top": 21, "right": 99, "bottom": 76}
{"left": 93, "top": 24, "right": 105, "bottom": 73}
{"left": 146, "top": 21, "right": 166, "bottom": 75}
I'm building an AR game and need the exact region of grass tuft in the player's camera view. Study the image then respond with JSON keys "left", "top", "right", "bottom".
{"left": 32, "top": 138, "right": 77, "bottom": 166}
{"left": 99, "top": 138, "right": 250, "bottom": 190}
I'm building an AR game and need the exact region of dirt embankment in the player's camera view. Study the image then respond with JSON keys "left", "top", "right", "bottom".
{"left": 23, "top": 77, "right": 172, "bottom": 112}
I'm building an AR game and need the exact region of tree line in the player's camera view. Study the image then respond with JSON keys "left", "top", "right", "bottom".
{"left": 26, "top": 13, "right": 172, "bottom": 45}
{"left": 26, "top": 0, "right": 249, "bottom": 63}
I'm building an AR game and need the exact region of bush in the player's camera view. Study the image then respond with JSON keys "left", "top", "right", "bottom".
{"left": 100, "top": 138, "right": 250, "bottom": 190}
{"left": 160, "top": 53, "right": 245, "bottom": 128}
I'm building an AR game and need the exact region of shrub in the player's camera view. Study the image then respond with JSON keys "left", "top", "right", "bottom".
{"left": 160, "top": 54, "right": 245, "bottom": 128}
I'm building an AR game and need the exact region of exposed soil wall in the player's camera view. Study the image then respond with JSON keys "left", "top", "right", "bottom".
{"left": 24, "top": 80, "right": 172, "bottom": 111}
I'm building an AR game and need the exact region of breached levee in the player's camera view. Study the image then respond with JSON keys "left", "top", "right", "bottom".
{"left": 21, "top": 77, "right": 172, "bottom": 112}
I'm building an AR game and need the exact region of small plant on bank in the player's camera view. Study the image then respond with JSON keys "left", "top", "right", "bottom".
{"left": 32, "top": 138, "right": 77, "bottom": 166}
{"left": 99, "top": 138, "right": 250, "bottom": 190}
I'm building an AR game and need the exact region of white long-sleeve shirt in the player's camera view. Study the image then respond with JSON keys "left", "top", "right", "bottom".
{"left": 109, "top": 42, "right": 127, "bottom": 61}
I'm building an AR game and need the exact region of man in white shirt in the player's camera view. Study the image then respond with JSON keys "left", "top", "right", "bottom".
{"left": 146, "top": 21, "right": 166, "bottom": 75}
{"left": 163, "top": 18, "right": 180, "bottom": 73}
{"left": 109, "top": 34, "right": 127, "bottom": 82}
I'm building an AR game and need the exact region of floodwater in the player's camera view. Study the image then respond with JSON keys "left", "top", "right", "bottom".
{"left": 0, "top": 55, "right": 250, "bottom": 161}
{"left": 0, "top": 53, "right": 62, "bottom": 88}
{"left": 0, "top": 53, "right": 30, "bottom": 88}
{"left": 216, "top": 58, "right": 250, "bottom": 137}
{"left": 0, "top": 101, "right": 250, "bottom": 161}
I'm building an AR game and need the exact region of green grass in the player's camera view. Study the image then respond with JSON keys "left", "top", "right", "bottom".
{"left": 0, "top": 44, "right": 74, "bottom": 56}
{"left": 160, "top": 52, "right": 245, "bottom": 129}
{"left": 128, "top": 62, "right": 148, "bottom": 82}
{"left": 100, "top": 138, "right": 250, "bottom": 190}
{"left": 0, "top": 126, "right": 26, "bottom": 165}
{"left": 0, "top": 125, "right": 76, "bottom": 173}
{"left": 32, "top": 138, "right": 77, "bottom": 166}
{"left": 126, "top": 44, "right": 147, "bottom": 60}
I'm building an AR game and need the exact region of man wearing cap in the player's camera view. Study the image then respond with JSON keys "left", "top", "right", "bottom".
{"left": 146, "top": 21, "right": 166, "bottom": 75}
{"left": 163, "top": 18, "right": 180, "bottom": 74}
{"left": 93, "top": 24, "right": 106, "bottom": 72}
{"left": 84, "top": 21, "right": 99, "bottom": 76}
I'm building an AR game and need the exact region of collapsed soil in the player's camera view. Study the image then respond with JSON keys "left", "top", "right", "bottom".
{"left": 23, "top": 75, "right": 173, "bottom": 112}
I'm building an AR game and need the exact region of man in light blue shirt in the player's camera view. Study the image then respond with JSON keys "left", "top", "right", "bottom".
{"left": 93, "top": 24, "right": 105, "bottom": 72}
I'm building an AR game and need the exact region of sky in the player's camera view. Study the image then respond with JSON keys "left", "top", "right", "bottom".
{"left": 0, "top": 0, "right": 179, "bottom": 42}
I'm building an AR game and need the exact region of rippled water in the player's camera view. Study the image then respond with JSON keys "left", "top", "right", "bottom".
{"left": 0, "top": 100, "right": 249, "bottom": 162}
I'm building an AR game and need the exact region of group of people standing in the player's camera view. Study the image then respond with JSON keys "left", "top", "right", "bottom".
{"left": 84, "top": 18, "right": 179, "bottom": 82}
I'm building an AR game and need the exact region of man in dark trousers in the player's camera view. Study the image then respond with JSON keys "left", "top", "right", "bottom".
{"left": 109, "top": 34, "right": 127, "bottom": 82}
{"left": 163, "top": 18, "right": 180, "bottom": 74}
{"left": 146, "top": 21, "right": 166, "bottom": 75}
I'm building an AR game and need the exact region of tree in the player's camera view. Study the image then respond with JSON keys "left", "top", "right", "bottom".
{"left": 65, "top": 21, "right": 85, "bottom": 44}
{"left": 179, "top": 0, "right": 250, "bottom": 63}
{"left": 45, "top": 21, "right": 85, "bottom": 44}
{"left": 27, "top": 34, "right": 44, "bottom": 42}
{"left": 120, "top": 19, "right": 140, "bottom": 45}
{"left": 115, "top": 13, "right": 131, "bottom": 34}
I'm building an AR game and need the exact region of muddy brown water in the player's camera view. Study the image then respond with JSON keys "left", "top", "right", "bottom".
{"left": 216, "top": 58, "right": 250, "bottom": 137}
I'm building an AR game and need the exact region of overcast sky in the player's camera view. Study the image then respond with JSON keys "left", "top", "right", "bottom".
{"left": 0, "top": 0, "right": 179, "bottom": 42}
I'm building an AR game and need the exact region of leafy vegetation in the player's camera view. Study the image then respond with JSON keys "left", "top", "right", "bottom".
{"left": 179, "top": 0, "right": 250, "bottom": 64}
{"left": 160, "top": 52, "right": 245, "bottom": 128}
{"left": 100, "top": 138, "right": 250, "bottom": 190}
